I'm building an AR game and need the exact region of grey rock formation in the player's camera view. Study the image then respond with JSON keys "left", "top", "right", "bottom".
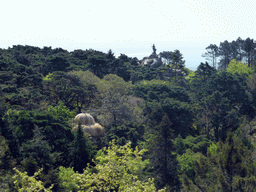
{"left": 139, "top": 44, "right": 187, "bottom": 80}
{"left": 140, "top": 44, "right": 164, "bottom": 68}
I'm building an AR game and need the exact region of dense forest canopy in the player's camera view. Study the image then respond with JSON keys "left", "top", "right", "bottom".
{"left": 1, "top": 37, "right": 256, "bottom": 191}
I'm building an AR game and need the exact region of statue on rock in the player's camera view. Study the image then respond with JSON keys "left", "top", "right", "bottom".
{"left": 152, "top": 44, "right": 156, "bottom": 55}
{"left": 141, "top": 44, "right": 164, "bottom": 68}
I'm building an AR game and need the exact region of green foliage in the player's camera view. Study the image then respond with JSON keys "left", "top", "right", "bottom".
{"left": 13, "top": 168, "right": 54, "bottom": 192}
{"left": 207, "top": 142, "right": 218, "bottom": 155}
{"left": 3, "top": 109, "right": 35, "bottom": 145}
{"left": 187, "top": 70, "right": 195, "bottom": 79}
{"left": 61, "top": 141, "right": 158, "bottom": 191}
{"left": 181, "top": 133, "right": 256, "bottom": 191}
{"left": 43, "top": 53, "right": 70, "bottom": 75}
{"left": 102, "top": 123, "right": 145, "bottom": 149}
{"left": 21, "top": 156, "right": 38, "bottom": 177}
{"left": 99, "top": 74, "right": 132, "bottom": 95}
{"left": 144, "top": 113, "right": 180, "bottom": 190}
{"left": 161, "top": 98, "right": 194, "bottom": 137}
{"left": 46, "top": 101, "right": 75, "bottom": 121}
{"left": 201, "top": 70, "right": 249, "bottom": 107}
{"left": 108, "top": 59, "right": 132, "bottom": 82}
{"left": 0, "top": 53, "right": 43, "bottom": 110}
{"left": 58, "top": 166, "right": 77, "bottom": 192}
{"left": 177, "top": 149, "right": 200, "bottom": 181}
{"left": 43, "top": 71, "right": 98, "bottom": 112}
{"left": 215, "top": 133, "right": 256, "bottom": 191}
{"left": 160, "top": 50, "right": 185, "bottom": 82}
{"left": 189, "top": 62, "right": 216, "bottom": 91}
{"left": 195, "top": 70, "right": 252, "bottom": 141}
{"left": 71, "top": 49, "right": 88, "bottom": 60}
{"left": 227, "top": 59, "right": 254, "bottom": 77}
{"left": 0, "top": 134, "right": 14, "bottom": 175}
{"left": 134, "top": 79, "right": 190, "bottom": 103}
{"left": 70, "top": 123, "right": 92, "bottom": 173}
{"left": 68, "top": 70, "right": 100, "bottom": 87}
{"left": 1, "top": 41, "right": 256, "bottom": 191}
{"left": 181, "top": 135, "right": 212, "bottom": 155}
{"left": 87, "top": 55, "right": 108, "bottom": 78}
{"left": 198, "top": 90, "right": 241, "bottom": 141}
{"left": 129, "top": 64, "right": 164, "bottom": 83}
{"left": 174, "top": 134, "right": 186, "bottom": 155}
{"left": 95, "top": 74, "right": 145, "bottom": 128}
{"left": 20, "top": 126, "right": 52, "bottom": 174}
{"left": 3, "top": 108, "right": 74, "bottom": 166}
{"left": 202, "top": 44, "right": 218, "bottom": 69}
{"left": 0, "top": 135, "right": 9, "bottom": 165}
{"left": 247, "top": 73, "right": 256, "bottom": 109}
{"left": 42, "top": 73, "right": 53, "bottom": 82}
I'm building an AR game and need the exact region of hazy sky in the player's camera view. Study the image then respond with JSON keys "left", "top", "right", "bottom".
{"left": 1, "top": 0, "right": 256, "bottom": 70}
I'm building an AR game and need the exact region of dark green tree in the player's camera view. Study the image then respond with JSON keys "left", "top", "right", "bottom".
{"left": 3, "top": 106, "right": 74, "bottom": 166}
{"left": 229, "top": 40, "right": 241, "bottom": 63}
{"left": 43, "top": 71, "right": 96, "bottom": 112}
{"left": 171, "top": 50, "right": 185, "bottom": 81}
{"left": 242, "top": 37, "right": 256, "bottom": 67}
{"left": 160, "top": 51, "right": 173, "bottom": 65}
{"left": 145, "top": 113, "right": 180, "bottom": 191}
{"left": 190, "top": 62, "right": 216, "bottom": 91}
{"left": 43, "top": 53, "right": 70, "bottom": 75}
{"left": 20, "top": 126, "right": 52, "bottom": 175}
{"left": 161, "top": 98, "right": 194, "bottom": 137}
{"left": 160, "top": 50, "right": 185, "bottom": 81}
{"left": 174, "top": 134, "right": 186, "bottom": 155}
{"left": 70, "top": 123, "right": 92, "bottom": 173}
{"left": 182, "top": 133, "right": 256, "bottom": 192}
{"left": 200, "top": 70, "right": 249, "bottom": 108}
{"left": 202, "top": 44, "right": 219, "bottom": 69}
{"left": 88, "top": 55, "right": 108, "bottom": 78}
{"left": 235, "top": 37, "right": 244, "bottom": 62}
{"left": 71, "top": 49, "right": 88, "bottom": 60}
{"left": 106, "top": 49, "right": 115, "bottom": 60}
{"left": 218, "top": 40, "right": 232, "bottom": 69}
{"left": 133, "top": 79, "right": 190, "bottom": 103}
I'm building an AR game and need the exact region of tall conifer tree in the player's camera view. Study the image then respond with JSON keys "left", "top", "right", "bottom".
{"left": 70, "top": 122, "right": 91, "bottom": 173}
{"left": 145, "top": 112, "right": 180, "bottom": 191}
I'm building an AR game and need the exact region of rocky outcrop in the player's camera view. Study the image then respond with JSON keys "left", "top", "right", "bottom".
{"left": 139, "top": 44, "right": 186, "bottom": 80}
{"left": 73, "top": 113, "right": 105, "bottom": 137}
{"left": 140, "top": 44, "right": 165, "bottom": 68}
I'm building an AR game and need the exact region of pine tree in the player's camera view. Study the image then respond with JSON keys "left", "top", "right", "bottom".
{"left": 146, "top": 113, "right": 180, "bottom": 191}
{"left": 70, "top": 123, "right": 92, "bottom": 173}
{"left": 217, "top": 133, "right": 256, "bottom": 192}
{"left": 181, "top": 133, "right": 256, "bottom": 191}
{"left": 21, "top": 126, "right": 52, "bottom": 174}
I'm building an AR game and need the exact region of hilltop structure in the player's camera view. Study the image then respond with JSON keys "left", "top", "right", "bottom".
{"left": 140, "top": 44, "right": 165, "bottom": 68}
{"left": 139, "top": 44, "right": 186, "bottom": 79}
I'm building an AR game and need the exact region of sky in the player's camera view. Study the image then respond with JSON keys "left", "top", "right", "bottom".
{"left": 1, "top": 0, "right": 256, "bottom": 70}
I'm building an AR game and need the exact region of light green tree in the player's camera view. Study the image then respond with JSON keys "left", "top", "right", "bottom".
{"left": 12, "top": 168, "right": 53, "bottom": 192}
{"left": 58, "top": 166, "right": 77, "bottom": 192}
{"left": 60, "top": 140, "right": 162, "bottom": 191}
{"left": 226, "top": 59, "right": 254, "bottom": 77}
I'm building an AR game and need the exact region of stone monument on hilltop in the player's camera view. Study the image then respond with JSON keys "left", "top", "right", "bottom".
{"left": 141, "top": 44, "right": 164, "bottom": 68}
{"left": 139, "top": 44, "right": 186, "bottom": 80}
